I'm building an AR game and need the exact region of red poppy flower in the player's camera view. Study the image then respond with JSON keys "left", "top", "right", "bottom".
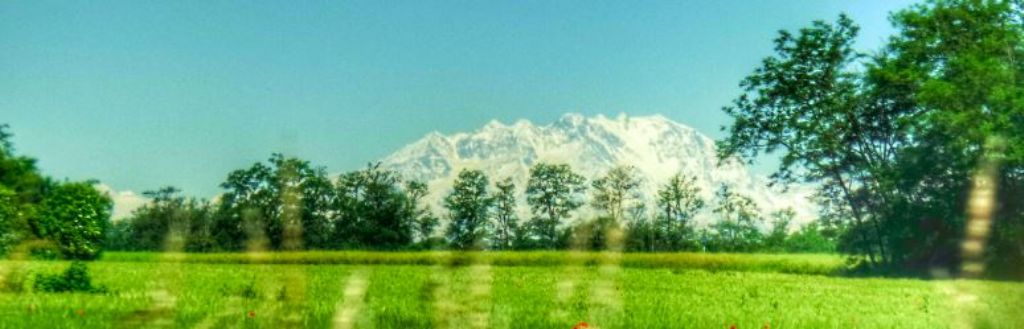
{"left": 247, "top": 310, "right": 256, "bottom": 318}
{"left": 729, "top": 325, "right": 737, "bottom": 329}
{"left": 573, "top": 321, "right": 589, "bottom": 329}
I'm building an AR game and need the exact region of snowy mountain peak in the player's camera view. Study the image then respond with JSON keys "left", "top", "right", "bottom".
{"left": 381, "top": 113, "right": 816, "bottom": 225}
{"left": 482, "top": 119, "right": 506, "bottom": 131}
{"left": 556, "top": 112, "right": 586, "bottom": 126}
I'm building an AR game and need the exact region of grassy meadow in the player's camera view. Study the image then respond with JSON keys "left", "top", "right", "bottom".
{"left": 1, "top": 252, "right": 1022, "bottom": 328}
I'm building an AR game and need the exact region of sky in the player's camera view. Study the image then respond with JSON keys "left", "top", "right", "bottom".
{"left": 2, "top": 0, "right": 917, "bottom": 204}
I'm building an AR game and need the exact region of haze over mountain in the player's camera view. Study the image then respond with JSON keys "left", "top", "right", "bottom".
{"left": 381, "top": 113, "right": 817, "bottom": 226}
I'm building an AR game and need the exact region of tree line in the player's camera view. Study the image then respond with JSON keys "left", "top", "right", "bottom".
{"left": 103, "top": 156, "right": 836, "bottom": 254}
{"left": 0, "top": 123, "right": 832, "bottom": 263}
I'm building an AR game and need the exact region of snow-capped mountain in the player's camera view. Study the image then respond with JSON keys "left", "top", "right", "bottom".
{"left": 381, "top": 113, "right": 816, "bottom": 226}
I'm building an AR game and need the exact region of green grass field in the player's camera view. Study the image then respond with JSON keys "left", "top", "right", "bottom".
{"left": 1, "top": 252, "right": 1022, "bottom": 328}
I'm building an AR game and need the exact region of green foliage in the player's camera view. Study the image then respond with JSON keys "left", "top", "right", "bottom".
{"left": 103, "top": 219, "right": 133, "bottom": 252}
{"left": 525, "top": 163, "right": 587, "bottom": 249}
{"left": 333, "top": 163, "right": 417, "bottom": 249}
{"left": 4, "top": 122, "right": 842, "bottom": 255}
{"left": 0, "top": 186, "right": 21, "bottom": 255}
{"left": 622, "top": 216, "right": 658, "bottom": 252}
{"left": 651, "top": 173, "right": 706, "bottom": 251}
{"left": 443, "top": 169, "right": 493, "bottom": 250}
{"left": 709, "top": 186, "right": 763, "bottom": 252}
{"left": 108, "top": 187, "right": 214, "bottom": 252}
{"left": 0, "top": 124, "right": 49, "bottom": 207}
{"left": 763, "top": 208, "right": 795, "bottom": 252}
{"left": 33, "top": 182, "right": 112, "bottom": 260}
{"left": 491, "top": 178, "right": 519, "bottom": 250}
{"left": 107, "top": 160, "right": 437, "bottom": 253}
{"left": 586, "top": 166, "right": 643, "bottom": 250}
{"left": 407, "top": 180, "right": 440, "bottom": 247}
{"left": 214, "top": 154, "right": 335, "bottom": 251}
{"left": 33, "top": 261, "right": 104, "bottom": 293}
{"left": 784, "top": 222, "right": 838, "bottom": 253}
{"left": 575, "top": 216, "right": 617, "bottom": 250}
{"left": 591, "top": 165, "right": 643, "bottom": 222}
{"left": 0, "top": 125, "right": 48, "bottom": 255}
{"left": 718, "top": 0, "right": 1024, "bottom": 277}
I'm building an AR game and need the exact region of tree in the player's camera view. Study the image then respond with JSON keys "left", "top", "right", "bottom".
{"left": 525, "top": 163, "right": 587, "bottom": 249}
{"left": 491, "top": 177, "right": 519, "bottom": 250}
{"left": 126, "top": 187, "right": 187, "bottom": 250}
{"left": 110, "top": 186, "right": 215, "bottom": 252}
{"left": 764, "top": 208, "right": 796, "bottom": 252}
{"left": 710, "top": 185, "right": 762, "bottom": 252}
{"left": 875, "top": 0, "right": 1024, "bottom": 276}
{"left": 0, "top": 124, "right": 49, "bottom": 254}
{"left": 406, "top": 181, "right": 440, "bottom": 247}
{"left": 716, "top": 13, "right": 890, "bottom": 261}
{"left": 214, "top": 154, "right": 335, "bottom": 251}
{"left": 104, "top": 218, "right": 133, "bottom": 252}
{"left": 591, "top": 166, "right": 644, "bottom": 222}
{"left": 589, "top": 165, "right": 643, "bottom": 250}
{"left": 0, "top": 124, "right": 48, "bottom": 207}
{"left": 717, "top": 1, "right": 1024, "bottom": 276}
{"left": 33, "top": 182, "right": 113, "bottom": 260}
{"left": 444, "top": 169, "right": 493, "bottom": 250}
{"left": 785, "top": 222, "right": 837, "bottom": 253}
{"left": 333, "top": 163, "right": 416, "bottom": 249}
{"left": 654, "top": 173, "right": 706, "bottom": 250}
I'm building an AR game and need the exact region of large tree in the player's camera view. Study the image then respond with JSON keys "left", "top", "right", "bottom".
{"left": 717, "top": 0, "right": 1024, "bottom": 276}
{"left": 525, "top": 163, "right": 587, "bottom": 249}
{"left": 444, "top": 169, "right": 493, "bottom": 250}
{"left": 33, "top": 182, "right": 113, "bottom": 260}
{"left": 214, "top": 154, "right": 335, "bottom": 251}
{"left": 332, "top": 163, "right": 416, "bottom": 249}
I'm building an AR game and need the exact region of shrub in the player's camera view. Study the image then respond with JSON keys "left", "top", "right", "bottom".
{"left": 33, "top": 261, "right": 105, "bottom": 293}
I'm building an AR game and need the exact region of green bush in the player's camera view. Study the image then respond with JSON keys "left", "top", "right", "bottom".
{"left": 33, "top": 261, "right": 105, "bottom": 293}
{"left": 27, "top": 243, "right": 62, "bottom": 260}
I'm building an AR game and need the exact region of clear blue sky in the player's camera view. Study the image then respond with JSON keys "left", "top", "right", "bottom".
{"left": 1, "top": 0, "right": 915, "bottom": 197}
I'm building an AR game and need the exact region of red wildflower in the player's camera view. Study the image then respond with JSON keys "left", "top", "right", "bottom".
{"left": 247, "top": 310, "right": 256, "bottom": 318}
{"left": 729, "top": 325, "right": 737, "bottom": 329}
{"left": 75, "top": 309, "right": 85, "bottom": 317}
{"left": 573, "top": 321, "right": 589, "bottom": 329}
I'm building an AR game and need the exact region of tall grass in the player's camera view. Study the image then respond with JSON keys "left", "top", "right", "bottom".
{"left": 3, "top": 261, "right": 1021, "bottom": 328}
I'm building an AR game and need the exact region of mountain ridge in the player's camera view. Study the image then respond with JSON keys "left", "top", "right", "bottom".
{"left": 380, "top": 113, "right": 816, "bottom": 226}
